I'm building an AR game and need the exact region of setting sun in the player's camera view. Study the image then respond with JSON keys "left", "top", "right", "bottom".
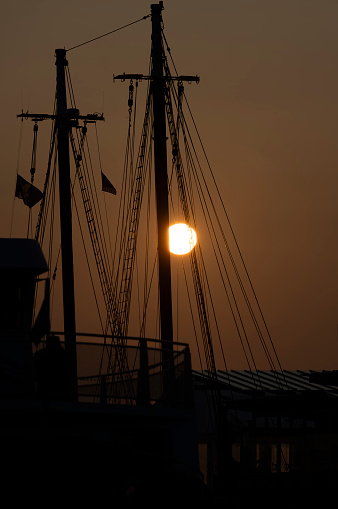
{"left": 169, "top": 223, "right": 197, "bottom": 255}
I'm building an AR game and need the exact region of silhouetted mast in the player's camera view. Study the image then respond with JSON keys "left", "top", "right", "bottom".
{"left": 18, "top": 50, "right": 104, "bottom": 399}
{"left": 151, "top": 2, "right": 174, "bottom": 360}
{"left": 114, "top": 1, "right": 199, "bottom": 404}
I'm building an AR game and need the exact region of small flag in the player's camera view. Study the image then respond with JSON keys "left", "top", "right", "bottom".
{"left": 101, "top": 171, "right": 116, "bottom": 195}
{"left": 15, "top": 174, "right": 43, "bottom": 208}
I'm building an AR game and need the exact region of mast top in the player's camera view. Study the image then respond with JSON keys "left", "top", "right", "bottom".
{"left": 55, "top": 48, "right": 67, "bottom": 60}
{"left": 151, "top": 1, "right": 163, "bottom": 11}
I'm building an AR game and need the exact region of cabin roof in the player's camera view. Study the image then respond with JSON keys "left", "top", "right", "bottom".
{"left": 0, "top": 238, "right": 48, "bottom": 274}
{"left": 193, "top": 369, "right": 338, "bottom": 396}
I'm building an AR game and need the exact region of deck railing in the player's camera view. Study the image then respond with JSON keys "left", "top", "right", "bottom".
{"left": 0, "top": 333, "right": 194, "bottom": 408}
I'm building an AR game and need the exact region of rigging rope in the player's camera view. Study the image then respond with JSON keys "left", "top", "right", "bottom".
{"left": 71, "top": 183, "right": 105, "bottom": 335}
{"left": 10, "top": 118, "right": 24, "bottom": 237}
{"left": 35, "top": 95, "right": 57, "bottom": 243}
{"left": 163, "top": 63, "right": 217, "bottom": 377}
{"left": 94, "top": 123, "right": 113, "bottom": 265}
{"left": 109, "top": 86, "right": 153, "bottom": 340}
{"left": 66, "top": 66, "right": 114, "bottom": 301}
{"left": 161, "top": 29, "right": 287, "bottom": 396}
{"left": 26, "top": 121, "right": 40, "bottom": 238}
{"left": 100, "top": 79, "right": 155, "bottom": 402}
{"left": 66, "top": 15, "right": 150, "bottom": 52}
{"left": 183, "top": 85, "right": 284, "bottom": 374}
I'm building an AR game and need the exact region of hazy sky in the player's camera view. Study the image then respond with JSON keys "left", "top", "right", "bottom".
{"left": 1, "top": 0, "right": 337, "bottom": 371}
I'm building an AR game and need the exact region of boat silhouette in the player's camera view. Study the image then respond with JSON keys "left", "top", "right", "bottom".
{"left": 3, "top": 2, "right": 318, "bottom": 506}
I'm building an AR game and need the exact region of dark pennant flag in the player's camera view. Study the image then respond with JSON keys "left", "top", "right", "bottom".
{"left": 101, "top": 171, "right": 116, "bottom": 195}
{"left": 15, "top": 174, "right": 43, "bottom": 208}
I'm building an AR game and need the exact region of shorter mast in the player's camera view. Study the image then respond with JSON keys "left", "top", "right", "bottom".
{"left": 18, "top": 51, "right": 104, "bottom": 400}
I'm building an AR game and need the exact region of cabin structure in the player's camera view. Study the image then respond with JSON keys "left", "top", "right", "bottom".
{"left": 193, "top": 369, "right": 338, "bottom": 505}
{"left": 0, "top": 238, "right": 48, "bottom": 398}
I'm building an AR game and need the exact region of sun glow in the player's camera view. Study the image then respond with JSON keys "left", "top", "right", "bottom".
{"left": 169, "top": 223, "right": 197, "bottom": 255}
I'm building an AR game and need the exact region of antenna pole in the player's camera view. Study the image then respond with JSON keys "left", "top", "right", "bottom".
{"left": 151, "top": 2, "right": 174, "bottom": 403}
{"left": 55, "top": 48, "right": 77, "bottom": 398}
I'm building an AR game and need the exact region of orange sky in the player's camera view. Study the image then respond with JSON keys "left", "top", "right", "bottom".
{"left": 1, "top": 0, "right": 337, "bottom": 371}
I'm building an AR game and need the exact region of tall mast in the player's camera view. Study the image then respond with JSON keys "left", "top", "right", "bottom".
{"left": 150, "top": 4, "right": 174, "bottom": 357}
{"left": 151, "top": 2, "right": 174, "bottom": 354}
{"left": 55, "top": 48, "right": 77, "bottom": 395}
{"left": 114, "top": 2, "right": 199, "bottom": 404}
{"left": 151, "top": 2, "right": 174, "bottom": 400}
